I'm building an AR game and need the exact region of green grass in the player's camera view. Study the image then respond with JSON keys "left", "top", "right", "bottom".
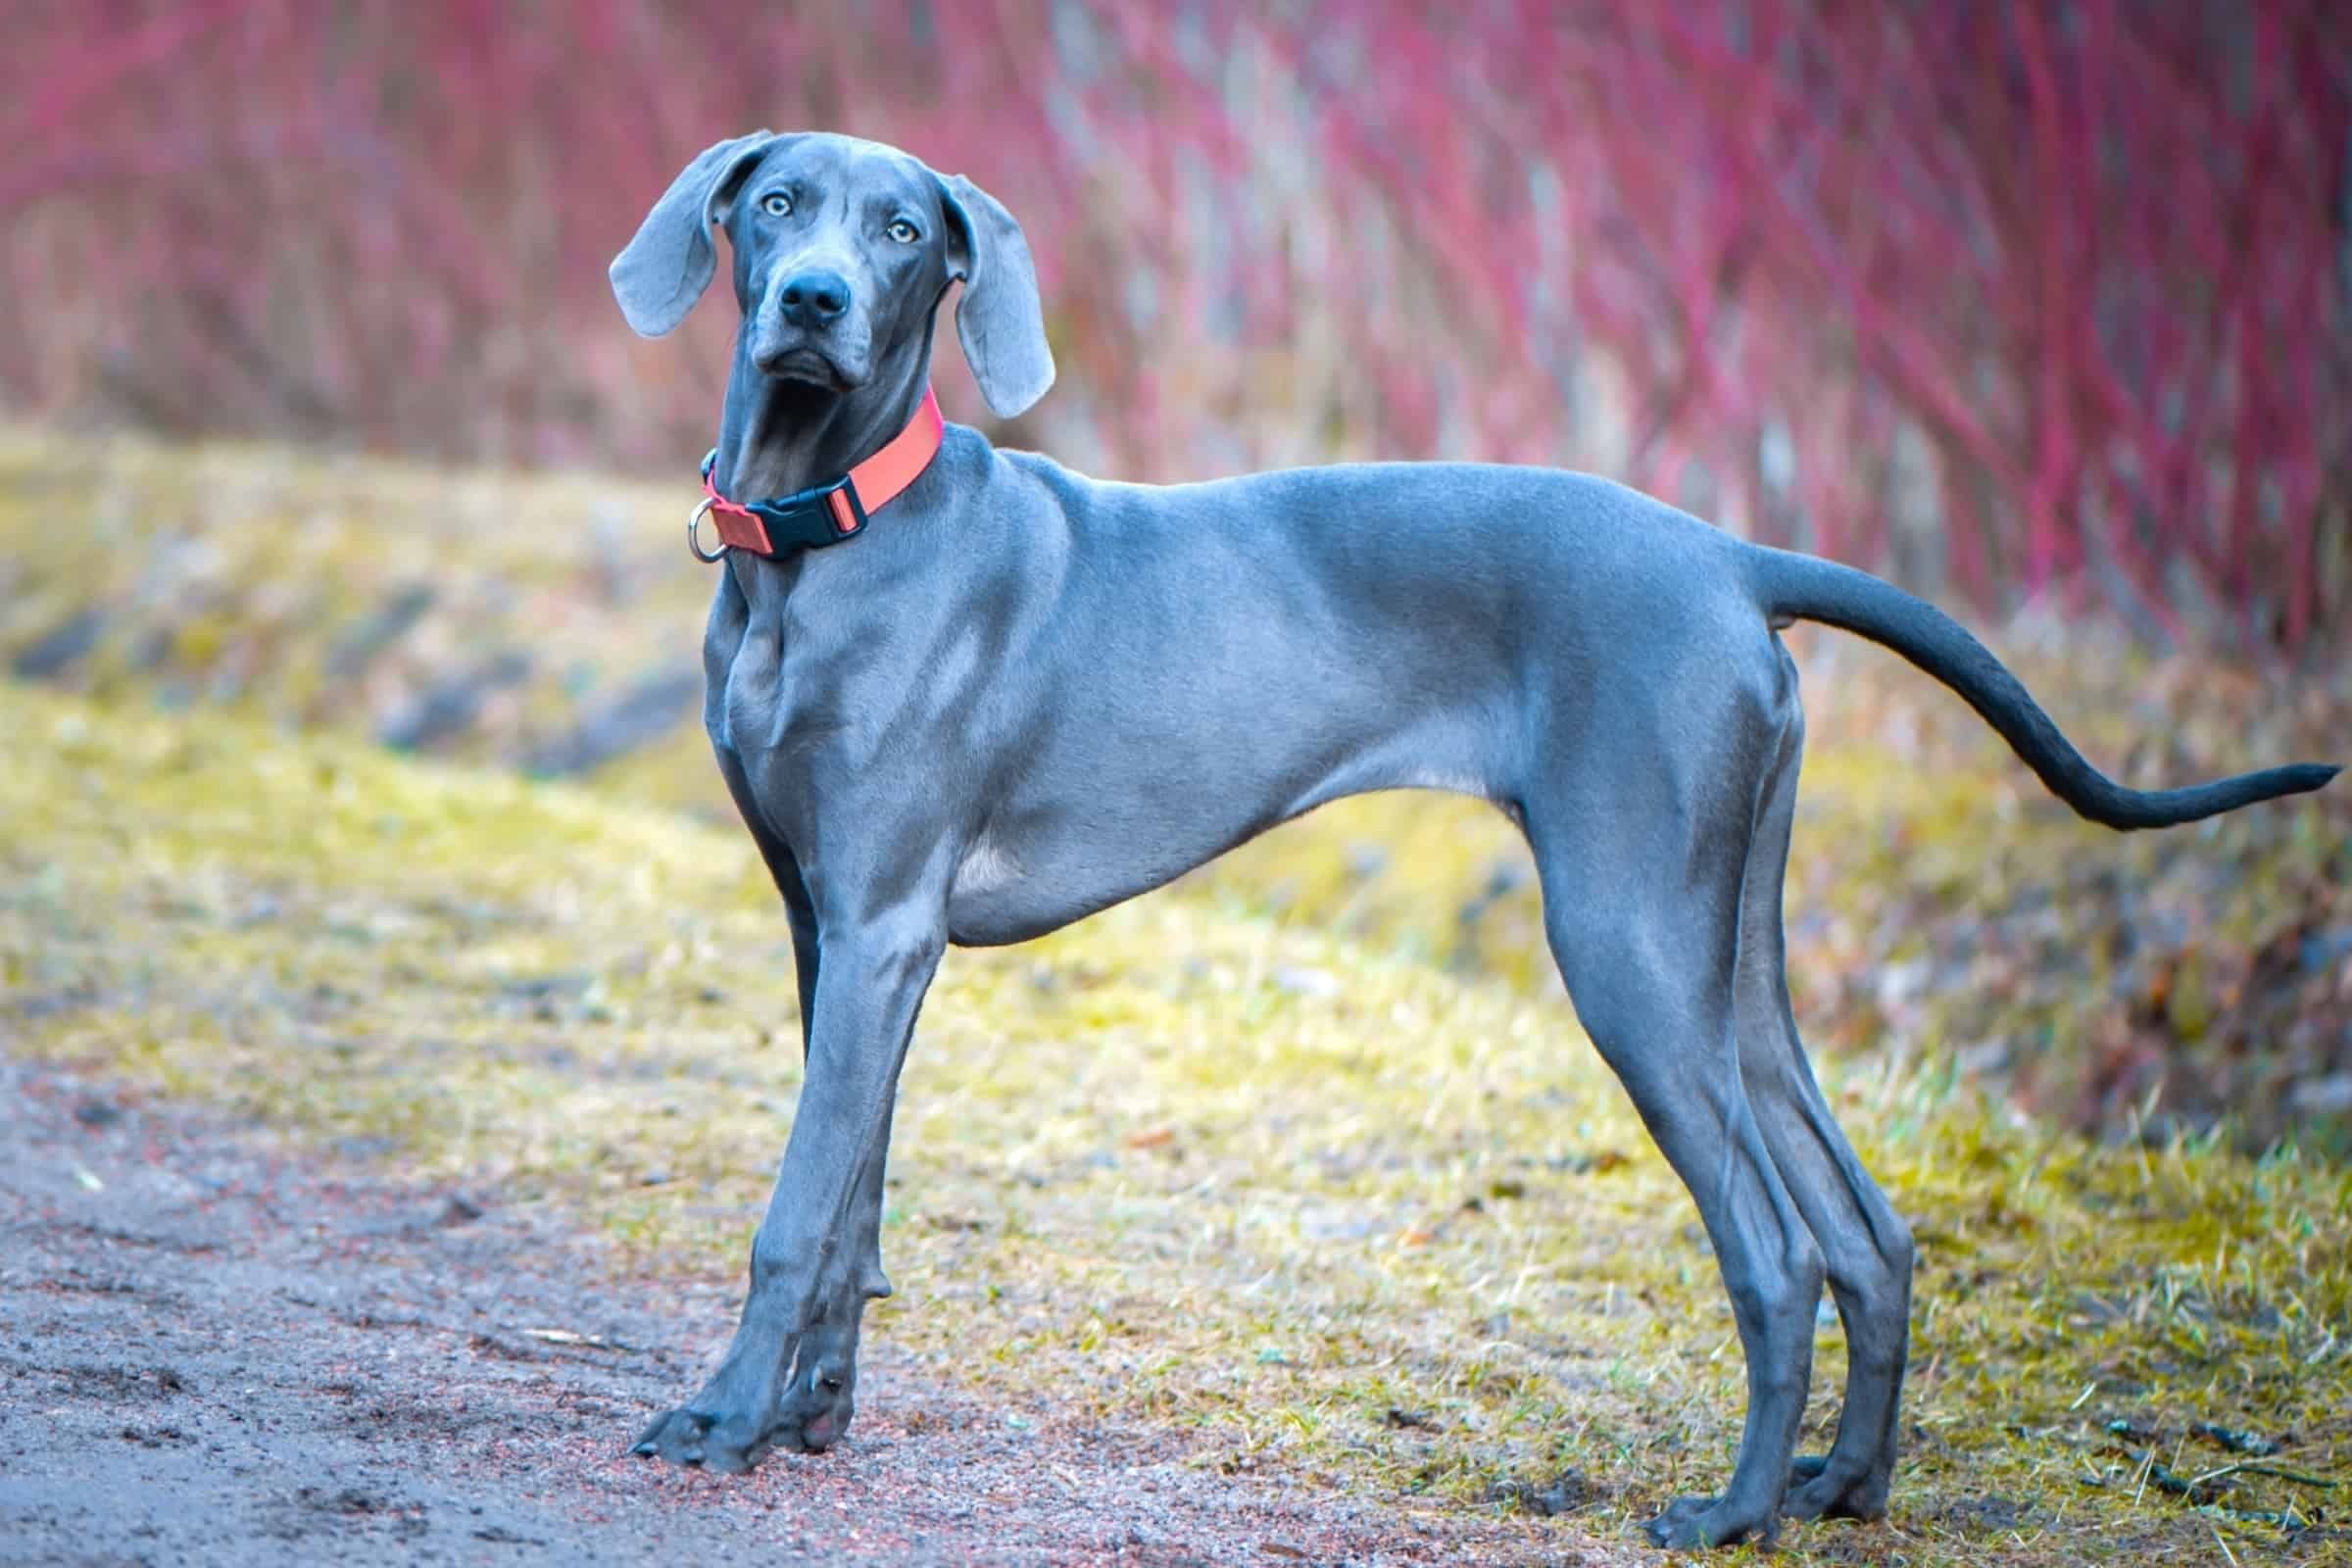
{"left": 6, "top": 680, "right": 2347, "bottom": 1564}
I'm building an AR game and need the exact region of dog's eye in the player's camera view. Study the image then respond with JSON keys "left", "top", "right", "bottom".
{"left": 760, "top": 193, "right": 792, "bottom": 218}
{"left": 886, "top": 219, "right": 919, "bottom": 244}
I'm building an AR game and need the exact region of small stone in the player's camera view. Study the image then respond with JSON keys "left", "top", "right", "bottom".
{"left": 1271, "top": 965, "right": 1340, "bottom": 998}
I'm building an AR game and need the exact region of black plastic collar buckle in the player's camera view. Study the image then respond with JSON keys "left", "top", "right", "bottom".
{"left": 699, "top": 450, "right": 868, "bottom": 557}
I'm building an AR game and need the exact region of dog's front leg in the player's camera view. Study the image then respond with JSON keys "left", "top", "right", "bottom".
{"left": 754, "top": 887, "right": 902, "bottom": 1455}
{"left": 633, "top": 907, "right": 944, "bottom": 1472}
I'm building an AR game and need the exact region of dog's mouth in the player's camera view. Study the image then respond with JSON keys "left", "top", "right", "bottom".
{"left": 753, "top": 350, "right": 847, "bottom": 390}
{"left": 754, "top": 345, "right": 860, "bottom": 393}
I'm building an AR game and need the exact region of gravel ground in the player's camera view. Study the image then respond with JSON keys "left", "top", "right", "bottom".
{"left": 0, "top": 1056, "right": 1621, "bottom": 1568}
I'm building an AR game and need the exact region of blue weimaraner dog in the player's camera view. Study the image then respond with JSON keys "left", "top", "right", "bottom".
{"left": 608, "top": 129, "right": 2336, "bottom": 1547}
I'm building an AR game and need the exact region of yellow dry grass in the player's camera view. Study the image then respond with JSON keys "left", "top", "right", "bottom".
{"left": 6, "top": 680, "right": 2347, "bottom": 1564}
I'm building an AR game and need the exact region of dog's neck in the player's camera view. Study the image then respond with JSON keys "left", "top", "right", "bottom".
{"left": 711, "top": 334, "right": 937, "bottom": 505}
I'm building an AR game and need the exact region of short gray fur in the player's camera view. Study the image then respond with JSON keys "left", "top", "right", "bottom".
{"left": 608, "top": 131, "right": 2337, "bottom": 1549}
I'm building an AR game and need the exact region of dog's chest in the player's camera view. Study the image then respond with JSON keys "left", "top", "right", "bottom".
{"left": 716, "top": 623, "right": 840, "bottom": 760}
{"left": 710, "top": 598, "right": 934, "bottom": 788}
{"left": 713, "top": 617, "right": 784, "bottom": 752}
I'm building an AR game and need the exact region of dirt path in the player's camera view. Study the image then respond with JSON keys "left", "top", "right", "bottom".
{"left": 0, "top": 1055, "right": 1609, "bottom": 1568}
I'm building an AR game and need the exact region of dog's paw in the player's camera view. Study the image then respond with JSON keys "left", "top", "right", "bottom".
{"left": 629, "top": 1358, "right": 858, "bottom": 1473}
{"left": 1781, "top": 1454, "right": 1890, "bottom": 1522}
{"left": 1641, "top": 1493, "right": 1780, "bottom": 1549}
{"left": 630, "top": 1406, "right": 760, "bottom": 1473}
{"left": 774, "top": 1355, "right": 858, "bottom": 1453}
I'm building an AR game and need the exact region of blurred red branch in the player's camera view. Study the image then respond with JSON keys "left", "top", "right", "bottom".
{"left": 2, "top": 0, "right": 2344, "bottom": 655}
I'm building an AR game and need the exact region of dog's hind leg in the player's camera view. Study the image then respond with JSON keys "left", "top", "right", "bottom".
{"left": 1529, "top": 673, "right": 1824, "bottom": 1548}
{"left": 1730, "top": 655, "right": 1914, "bottom": 1521}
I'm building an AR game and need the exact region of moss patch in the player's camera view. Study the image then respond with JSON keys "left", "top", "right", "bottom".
{"left": 5, "top": 681, "right": 2346, "bottom": 1563}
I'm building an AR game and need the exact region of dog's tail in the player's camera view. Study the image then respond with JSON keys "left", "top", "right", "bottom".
{"left": 1744, "top": 546, "right": 2338, "bottom": 830}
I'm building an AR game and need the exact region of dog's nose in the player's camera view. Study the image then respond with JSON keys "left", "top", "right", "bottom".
{"left": 777, "top": 270, "right": 851, "bottom": 326}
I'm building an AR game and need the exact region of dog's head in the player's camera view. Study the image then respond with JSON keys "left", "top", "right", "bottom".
{"left": 610, "top": 130, "right": 1054, "bottom": 420}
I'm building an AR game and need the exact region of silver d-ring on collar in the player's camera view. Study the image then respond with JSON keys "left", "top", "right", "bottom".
{"left": 687, "top": 497, "right": 729, "bottom": 563}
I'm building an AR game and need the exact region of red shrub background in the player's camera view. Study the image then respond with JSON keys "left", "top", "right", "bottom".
{"left": 4, "top": 1, "right": 2346, "bottom": 654}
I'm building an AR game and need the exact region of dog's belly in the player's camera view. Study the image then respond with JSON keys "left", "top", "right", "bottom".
{"left": 943, "top": 722, "right": 1497, "bottom": 947}
{"left": 945, "top": 839, "right": 1193, "bottom": 947}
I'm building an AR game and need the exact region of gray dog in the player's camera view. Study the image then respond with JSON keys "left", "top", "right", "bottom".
{"left": 607, "top": 130, "right": 2334, "bottom": 1547}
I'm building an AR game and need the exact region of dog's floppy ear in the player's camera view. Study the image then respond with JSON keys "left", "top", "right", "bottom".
{"left": 933, "top": 172, "right": 1055, "bottom": 419}
{"left": 610, "top": 130, "right": 779, "bottom": 338}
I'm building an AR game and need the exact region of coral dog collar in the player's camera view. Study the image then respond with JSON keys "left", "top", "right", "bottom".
{"left": 691, "top": 386, "right": 945, "bottom": 561}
